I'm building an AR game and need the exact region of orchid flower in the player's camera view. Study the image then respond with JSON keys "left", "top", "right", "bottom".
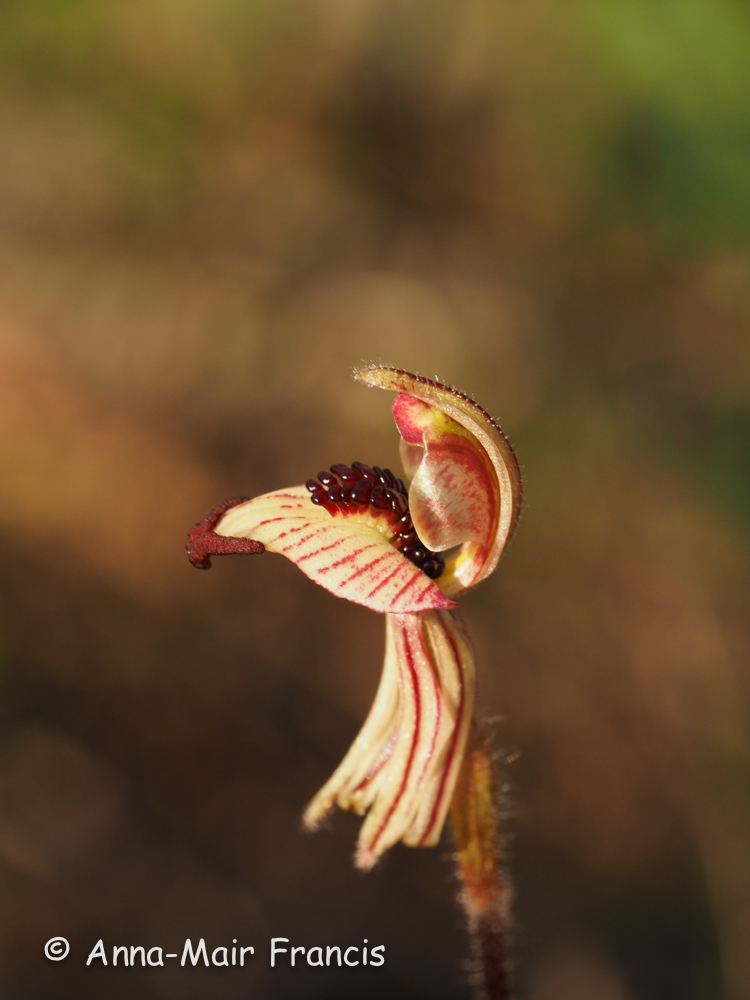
{"left": 186, "top": 367, "right": 521, "bottom": 874}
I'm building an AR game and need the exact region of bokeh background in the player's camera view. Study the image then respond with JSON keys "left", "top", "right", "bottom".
{"left": 0, "top": 1, "right": 749, "bottom": 998}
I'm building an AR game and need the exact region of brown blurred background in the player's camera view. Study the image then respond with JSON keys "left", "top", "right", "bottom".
{"left": 0, "top": 1, "right": 749, "bottom": 998}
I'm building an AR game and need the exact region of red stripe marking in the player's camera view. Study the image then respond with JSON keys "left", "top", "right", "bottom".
{"left": 281, "top": 531, "right": 324, "bottom": 553}
{"left": 317, "top": 545, "right": 376, "bottom": 575}
{"left": 278, "top": 526, "right": 330, "bottom": 552}
{"left": 388, "top": 572, "right": 422, "bottom": 610}
{"left": 339, "top": 551, "right": 391, "bottom": 587}
{"left": 275, "top": 522, "right": 311, "bottom": 542}
{"left": 416, "top": 580, "right": 459, "bottom": 610}
{"left": 419, "top": 621, "right": 466, "bottom": 844}
{"left": 296, "top": 537, "right": 345, "bottom": 562}
{"left": 367, "top": 561, "right": 407, "bottom": 599}
{"left": 417, "top": 621, "right": 441, "bottom": 775}
{"left": 393, "top": 621, "right": 443, "bottom": 838}
{"left": 368, "top": 624, "right": 421, "bottom": 856}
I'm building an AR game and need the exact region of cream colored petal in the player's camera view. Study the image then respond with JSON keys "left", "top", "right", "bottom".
{"left": 353, "top": 613, "right": 443, "bottom": 867}
{"left": 303, "top": 608, "right": 475, "bottom": 870}
{"left": 402, "top": 610, "right": 475, "bottom": 847}
{"left": 303, "top": 616, "right": 401, "bottom": 828}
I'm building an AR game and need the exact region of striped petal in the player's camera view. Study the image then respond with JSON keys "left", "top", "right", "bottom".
{"left": 214, "top": 487, "right": 456, "bottom": 615}
{"left": 355, "top": 367, "right": 522, "bottom": 595}
{"left": 303, "top": 609, "right": 475, "bottom": 870}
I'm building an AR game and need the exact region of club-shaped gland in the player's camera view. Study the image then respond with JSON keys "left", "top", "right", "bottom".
{"left": 305, "top": 462, "right": 445, "bottom": 580}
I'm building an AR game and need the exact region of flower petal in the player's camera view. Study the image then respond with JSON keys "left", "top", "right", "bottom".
{"left": 304, "top": 609, "right": 475, "bottom": 870}
{"left": 214, "top": 486, "right": 456, "bottom": 614}
{"left": 355, "top": 367, "right": 522, "bottom": 594}
{"left": 303, "top": 615, "right": 401, "bottom": 828}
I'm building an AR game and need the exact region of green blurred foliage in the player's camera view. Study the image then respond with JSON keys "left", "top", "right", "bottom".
{"left": 585, "top": 0, "right": 750, "bottom": 243}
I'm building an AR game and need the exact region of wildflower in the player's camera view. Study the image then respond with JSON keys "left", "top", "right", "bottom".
{"left": 187, "top": 367, "right": 521, "bottom": 870}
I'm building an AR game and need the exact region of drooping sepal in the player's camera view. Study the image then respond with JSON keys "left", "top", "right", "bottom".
{"left": 303, "top": 609, "right": 475, "bottom": 870}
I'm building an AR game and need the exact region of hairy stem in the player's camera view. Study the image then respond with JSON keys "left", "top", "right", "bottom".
{"left": 449, "top": 732, "right": 511, "bottom": 1000}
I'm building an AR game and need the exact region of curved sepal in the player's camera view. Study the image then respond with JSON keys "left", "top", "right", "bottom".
{"left": 355, "top": 367, "right": 522, "bottom": 594}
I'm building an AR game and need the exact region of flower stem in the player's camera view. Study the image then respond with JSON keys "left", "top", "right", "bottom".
{"left": 449, "top": 732, "right": 511, "bottom": 1000}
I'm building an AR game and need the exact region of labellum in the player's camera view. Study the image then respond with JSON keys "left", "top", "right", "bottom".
{"left": 187, "top": 367, "right": 521, "bottom": 872}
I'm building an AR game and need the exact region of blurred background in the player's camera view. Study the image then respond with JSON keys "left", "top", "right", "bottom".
{"left": 0, "top": 1, "right": 748, "bottom": 997}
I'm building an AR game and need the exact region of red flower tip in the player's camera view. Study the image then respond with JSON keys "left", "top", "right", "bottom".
{"left": 186, "top": 497, "right": 265, "bottom": 569}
